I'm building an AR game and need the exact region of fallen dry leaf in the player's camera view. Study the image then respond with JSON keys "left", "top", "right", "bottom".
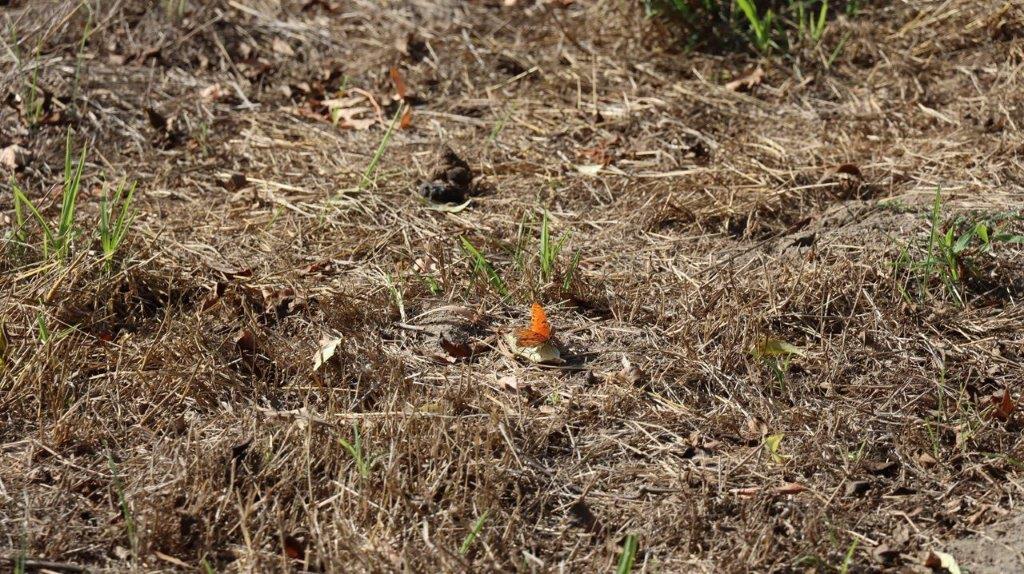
{"left": 283, "top": 535, "right": 305, "bottom": 560}
{"left": 924, "top": 550, "right": 961, "bottom": 574}
{"left": 153, "top": 551, "right": 191, "bottom": 569}
{"left": 497, "top": 374, "right": 525, "bottom": 392}
{"left": 991, "top": 388, "right": 1014, "bottom": 421}
{"left": 200, "top": 83, "right": 227, "bottom": 102}
{"left": 234, "top": 329, "right": 256, "bottom": 354}
{"left": 725, "top": 65, "right": 764, "bottom": 92}
{"left": 0, "top": 144, "right": 30, "bottom": 171}
{"left": 731, "top": 482, "right": 807, "bottom": 498}
{"left": 440, "top": 335, "right": 473, "bottom": 360}
{"left": 313, "top": 335, "right": 342, "bottom": 370}
{"left": 389, "top": 66, "right": 408, "bottom": 100}
{"left": 324, "top": 95, "right": 378, "bottom": 130}
{"left": 774, "top": 482, "right": 807, "bottom": 495}
{"left": 835, "top": 163, "right": 864, "bottom": 179}
{"left": 272, "top": 37, "right": 295, "bottom": 57}
{"left": 222, "top": 173, "right": 249, "bottom": 192}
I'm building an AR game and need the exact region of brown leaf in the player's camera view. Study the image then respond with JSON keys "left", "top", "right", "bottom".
{"left": 844, "top": 480, "right": 871, "bottom": 497}
{"left": 835, "top": 163, "right": 863, "bottom": 179}
{"left": 924, "top": 550, "right": 961, "bottom": 574}
{"left": 399, "top": 106, "right": 413, "bottom": 130}
{"left": 146, "top": 107, "right": 168, "bottom": 131}
{"left": 863, "top": 460, "right": 899, "bottom": 476}
{"left": 991, "top": 388, "right": 1014, "bottom": 421}
{"left": 725, "top": 65, "right": 764, "bottom": 92}
{"left": 497, "top": 375, "right": 524, "bottom": 391}
{"left": 389, "top": 66, "right": 408, "bottom": 100}
{"left": 731, "top": 486, "right": 760, "bottom": 498}
{"left": 283, "top": 535, "right": 305, "bottom": 560}
{"left": 303, "top": 260, "right": 333, "bottom": 275}
{"left": 440, "top": 336, "right": 472, "bottom": 360}
{"left": 234, "top": 329, "right": 256, "bottom": 354}
{"left": 222, "top": 173, "right": 249, "bottom": 192}
{"left": 731, "top": 482, "right": 807, "bottom": 498}
{"left": 773, "top": 482, "right": 807, "bottom": 495}
{"left": 211, "top": 265, "right": 252, "bottom": 280}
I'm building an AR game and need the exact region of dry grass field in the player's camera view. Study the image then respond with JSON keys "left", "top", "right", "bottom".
{"left": 2, "top": 1, "right": 1024, "bottom": 572}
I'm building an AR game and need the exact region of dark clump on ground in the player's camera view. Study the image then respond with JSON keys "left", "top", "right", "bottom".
{"left": 419, "top": 145, "right": 475, "bottom": 204}
{"left": 2, "top": 1, "right": 1024, "bottom": 573}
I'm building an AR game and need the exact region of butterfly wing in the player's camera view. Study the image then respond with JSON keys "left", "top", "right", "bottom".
{"left": 516, "top": 302, "right": 552, "bottom": 347}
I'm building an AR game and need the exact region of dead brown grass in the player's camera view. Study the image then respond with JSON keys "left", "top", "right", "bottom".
{"left": 2, "top": 1, "right": 1024, "bottom": 572}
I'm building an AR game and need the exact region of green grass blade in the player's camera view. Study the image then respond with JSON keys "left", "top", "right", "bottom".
{"left": 11, "top": 181, "right": 54, "bottom": 258}
{"left": 460, "top": 236, "right": 508, "bottom": 297}
{"left": 459, "top": 510, "right": 489, "bottom": 555}
{"left": 562, "top": 249, "right": 582, "bottom": 292}
{"left": 616, "top": 534, "right": 638, "bottom": 574}
{"left": 815, "top": 1, "right": 829, "bottom": 41}
{"left": 359, "top": 103, "right": 406, "bottom": 190}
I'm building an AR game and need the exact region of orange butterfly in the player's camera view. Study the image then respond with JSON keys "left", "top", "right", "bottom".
{"left": 516, "top": 302, "right": 553, "bottom": 347}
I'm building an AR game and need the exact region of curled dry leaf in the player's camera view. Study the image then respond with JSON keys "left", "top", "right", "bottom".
{"left": 725, "top": 65, "right": 764, "bottom": 92}
{"left": 0, "top": 144, "right": 30, "bottom": 171}
{"left": 440, "top": 335, "right": 473, "bottom": 360}
{"left": 234, "top": 329, "right": 256, "bottom": 354}
{"left": 497, "top": 374, "right": 524, "bottom": 391}
{"left": 200, "top": 83, "right": 228, "bottom": 102}
{"left": 324, "top": 95, "right": 378, "bottom": 130}
{"left": 222, "top": 173, "right": 248, "bottom": 192}
{"left": 835, "top": 163, "right": 864, "bottom": 179}
{"left": 774, "top": 482, "right": 807, "bottom": 495}
{"left": 389, "top": 66, "right": 408, "bottom": 100}
{"left": 272, "top": 37, "right": 295, "bottom": 57}
{"left": 618, "top": 356, "right": 643, "bottom": 385}
{"left": 731, "top": 482, "right": 806, "bottom": 498}
{"left": 314, "top": 335, "right": 342, "bottom": 370}
{"left": 990, "top": 388, "right": 1014, "bottom": 421}
{"left": 426, "top": 199, "right": 472, "bottom": 213}
{"left": 845, "top": 480, "right": 871, "bottom": 497}
{"left": 924, "top": 551, "right": 961, "bottom": 574}
{"left": 754, "top": 338, "right": 806, "bottom": 358}
{"left": 283, "top": 535, "right": 305, "bottom": 560}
